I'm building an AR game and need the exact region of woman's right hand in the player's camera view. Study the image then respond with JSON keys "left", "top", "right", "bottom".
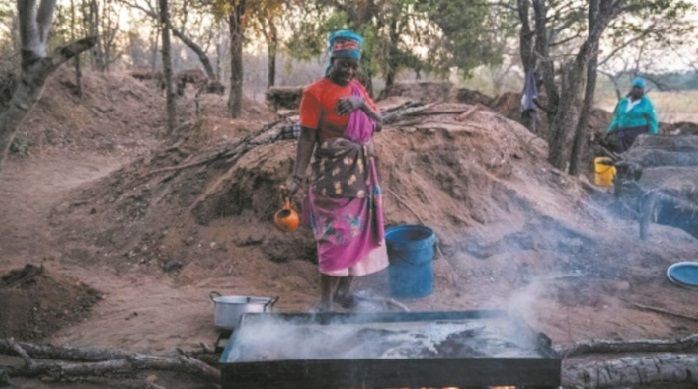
{"left": 335, "top": 96, "right": 364, "bottom": 116}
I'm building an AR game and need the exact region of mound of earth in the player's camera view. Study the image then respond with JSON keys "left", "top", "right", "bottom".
{"left": 0, "top": 264, "right": 102, "bottom": 341}
{"left": 382, "top": 82, "right": 614, "bottom": 171}
{"left": 9, "top": 67, "right": 276, "bottom": 159}
{"left": 13, "top": 67, "right": 167, "bottom": 157}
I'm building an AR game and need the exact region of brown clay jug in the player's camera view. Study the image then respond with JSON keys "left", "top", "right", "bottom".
{"left": 273, "top": 196, "right": 299, "bottom": 232}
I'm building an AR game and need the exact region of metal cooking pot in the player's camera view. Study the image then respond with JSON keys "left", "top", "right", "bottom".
{"left": 209, "top": 291, "right": 279, "bottom": 330}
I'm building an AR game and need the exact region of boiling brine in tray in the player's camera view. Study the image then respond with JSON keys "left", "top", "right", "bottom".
{"left": 229, "top": 318, "right": 543, "bottom": 362}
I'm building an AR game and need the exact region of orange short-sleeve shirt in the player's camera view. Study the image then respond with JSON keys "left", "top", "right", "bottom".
{"left": 299, "top": 78, "right": 378, "bottom": 140}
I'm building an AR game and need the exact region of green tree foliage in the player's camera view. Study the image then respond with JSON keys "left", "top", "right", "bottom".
{"left": 417, "top": 0, "right": 511, "bottom": 79}
{"left": 284, "top": 0, "right": 509, "bottom": 92}
{"left": 285, "top": 8, "right": 347, "bottom": 62}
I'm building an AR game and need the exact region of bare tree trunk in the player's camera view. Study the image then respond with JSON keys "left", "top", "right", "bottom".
{"left": 0, "top": 37, "right": 96, "bottom": 170}
{"left": 383, "top": 16, "right": 399, "bottom": 92}
{"left": 228, "top": 0, "right": 245, "bottom": 118}
{"left": 569, "top": 52, "right": 598, "bottom": 175}
{"left": 70, "top": 0, "right": 83, "bottom": 97}
{"left": 87, "top": 0, "right": 103, "bottom": 70}
{"left": 548, "top": 58, "right": 586, "bottom": 170}
{"left": 11, "top": 14, "right": 21, "bottom": 55}
{"left": 532, "top": 0, "right": 558, "bottom": 123}
{"left": 159, "top": 0, "right": 176, "bottom": 134}
{"left": 542, "top": 0, "right": 614, "bottom": 171}
{"left": 569, "top": 1, "right": 603, "bottom": 176}
{"left": 172, "top": 28, "right": 217, "bottom": 81}
{"left": 100, "top": 0, "right": 119, "bottom": 72}
{"left": 150, "top": 27, "right": 160, "bottom": 72}
{"left": 215, "top": 25, "right": 223, "bottom": 81}
{"left": 517, "top": 0, "right": 537, "bottom": 133}
{"left": 267, "top": 22, "right": 277, "bottom": 88}
{"left": 517, "top": 0, "right": 534, "bottom": 86}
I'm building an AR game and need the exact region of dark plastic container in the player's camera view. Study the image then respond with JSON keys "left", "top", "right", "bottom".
{"left": 385, "top": 225, "right": 435, "bottom": 298}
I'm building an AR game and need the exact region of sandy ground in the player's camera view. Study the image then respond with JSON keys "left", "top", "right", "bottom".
{"left": 0, "top": 154, "right": 227, "bottom": 352}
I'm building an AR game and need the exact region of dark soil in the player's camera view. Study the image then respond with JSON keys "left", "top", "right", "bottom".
{"left": 0, "top": 264, "right": 102, "bottom": 341}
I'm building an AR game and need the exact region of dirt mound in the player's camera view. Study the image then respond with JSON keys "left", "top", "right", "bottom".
{"left": 14, "top": 67, "right": 167, "bottom": 157}
{"left": 48, "top": 101, "right": 611, "bottom": 283}
{"left": 383, "top": 83, "right": 615, "bottom": 160}
{"left": 0, "top": 264, "right": 102, "bottom": 341}
{"left": 490, "top": 91, "right": 613, "bottom": 169}
{"left": 9, "top": 66, "right": 277, "bottom": 162}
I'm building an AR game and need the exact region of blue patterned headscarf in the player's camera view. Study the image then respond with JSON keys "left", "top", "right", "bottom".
{"left": 328, "top": 30, "right": 363, "bottom": 59}
{"left": 325, "top": 30, "right": 363, "bottom": 76}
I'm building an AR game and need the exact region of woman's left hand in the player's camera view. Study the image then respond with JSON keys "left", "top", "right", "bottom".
{"left": 335, "top": 97, "right": 364, "bottom": 116}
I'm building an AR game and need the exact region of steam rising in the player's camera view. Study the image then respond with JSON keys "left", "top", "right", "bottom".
{"left": 225, "top": 315, "right": 548, "bottom": 362}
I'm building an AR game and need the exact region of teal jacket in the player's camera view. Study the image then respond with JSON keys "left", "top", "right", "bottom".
{"left": 608, "top": 95, "right": 659, "bottom": 134}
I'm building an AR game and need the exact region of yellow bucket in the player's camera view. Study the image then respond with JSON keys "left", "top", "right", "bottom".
{"left": 594, "top": 157, "right": 615, "bottom": 187}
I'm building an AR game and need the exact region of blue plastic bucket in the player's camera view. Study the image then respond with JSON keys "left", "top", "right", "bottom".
{"left": 385, "top": 225, "right": 435, "bottom": 298}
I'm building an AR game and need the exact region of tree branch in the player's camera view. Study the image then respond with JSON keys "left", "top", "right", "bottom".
{"left": 549, "top": 30, "right": 584, "bottom": 47}
{"left": 561, "top": 334, "right": 698, "bottom": 357}
{"left": 51, "top": 36, "right": 99, "bottom": 72}
{"left": 598, "top": 24, "right": 658, "bottom": 67}
{"left": 0, "top": 339, "right": 129, "bottom": 361}
{"left": 0, "top": 339, "right": 220, "bottom": 383}
{"left": 123, "top": 0, "right": 216, "bottom": 80}
{"left": 8, "top": 339, "right": 35, "bottom": 369}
